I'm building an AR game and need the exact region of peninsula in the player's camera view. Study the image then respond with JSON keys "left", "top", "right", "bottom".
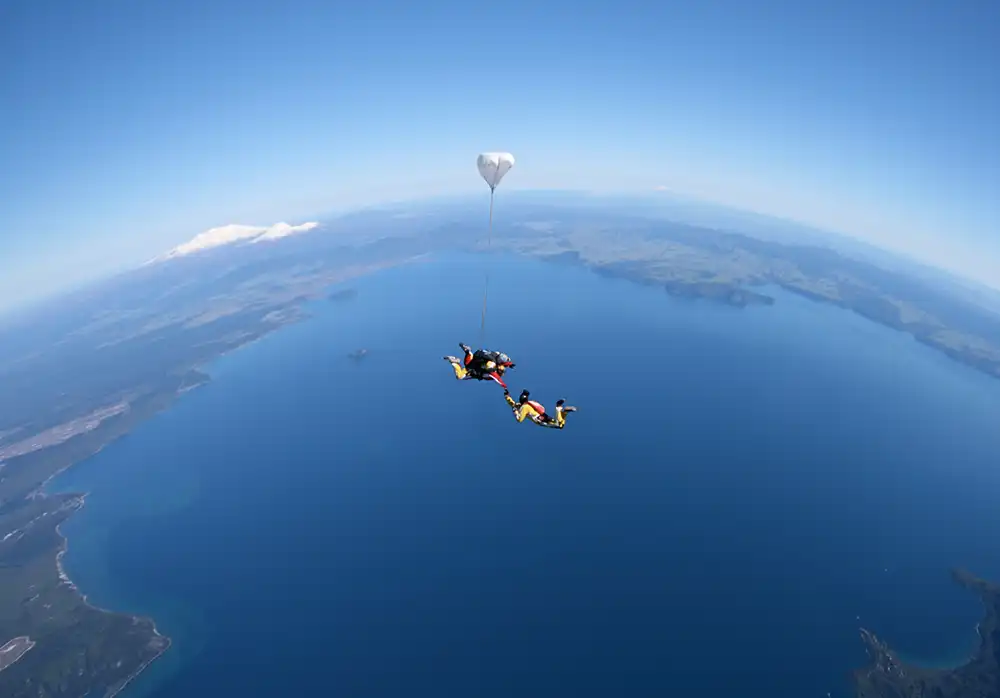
{"left": 0, "top": 637, "right": 36, "bottom": 673}
{"left": 490, "top": 212, "right": 1000, "bottom": 382}
{"left": 853, "top": 570, "right": 1000, "bottom": 698}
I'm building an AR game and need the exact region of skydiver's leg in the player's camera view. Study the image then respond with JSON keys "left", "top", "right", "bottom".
{"left": 443, "top": 356, "right": 468, "bottom": 380}
{"left": 534, "top": 413, "right": 560, "bottom": 429}
{"left": 460, "top": 343, "right": 475, "bottom": 366}
{"left": 553, "top": 400, "right": 577, "bottom": 428}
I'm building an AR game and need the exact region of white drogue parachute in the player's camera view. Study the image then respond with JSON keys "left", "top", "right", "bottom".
{"left": 475, "top": 152, "right": 515, "bottom": 341}
{"left": 476, "top": 152, "right": 515, "bottom": 192}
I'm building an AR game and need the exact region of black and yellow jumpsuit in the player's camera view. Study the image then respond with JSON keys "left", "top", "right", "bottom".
{"left": 447, "top": 353, "right": 497, "bottom": 381}
{"left": 445, "top": 344, "right": 510, "bottom": 386}
{"left": 504, "top": 390, "right": 576, "bottom": 429}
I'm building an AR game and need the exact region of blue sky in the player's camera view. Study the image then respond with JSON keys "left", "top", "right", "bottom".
{"left": 2, "top": 0, "right": 997, "bottom": 311}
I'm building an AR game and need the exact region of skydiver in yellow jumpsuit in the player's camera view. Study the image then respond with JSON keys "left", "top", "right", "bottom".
{"left": 503, "top": 389, "right": 577, "bottom": 429}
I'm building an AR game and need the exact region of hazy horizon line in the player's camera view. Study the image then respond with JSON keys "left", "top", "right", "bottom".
{"left": 3, "top": 188, "right": 997, "bottom": 322}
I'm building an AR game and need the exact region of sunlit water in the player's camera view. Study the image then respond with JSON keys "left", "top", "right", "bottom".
{"left": 53, "top": 252, "right": 1000, "bottom": 697}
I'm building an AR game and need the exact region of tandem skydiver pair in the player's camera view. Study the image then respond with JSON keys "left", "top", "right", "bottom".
{"left": 443, "top": 342, "right": 578, "bottom": 430}
{"left": 444, "top": 153, "right": 576, "bottom": 429}
{"left": 443, "top": 342, "right": 515, "bottom": 388}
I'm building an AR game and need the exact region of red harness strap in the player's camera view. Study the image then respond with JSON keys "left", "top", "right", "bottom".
{"left": 487, "top": 372, "right": 508, "bottom": 389}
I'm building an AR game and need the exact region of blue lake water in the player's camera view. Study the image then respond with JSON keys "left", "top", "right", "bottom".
{"left": 52, "top": 252, "right": 1000, "bottom": 697}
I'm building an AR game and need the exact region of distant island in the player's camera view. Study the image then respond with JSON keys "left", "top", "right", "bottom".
{"left": 853, "top": 570, "right": 1000, "bottom": 698}
{"left": 2, "top": 195, "right": 1000, "bottom": 695}
{"left": 328, "top": 288, "right": 359, "bottom": 303}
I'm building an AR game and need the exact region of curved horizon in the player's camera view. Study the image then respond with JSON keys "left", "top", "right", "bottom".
{"left": 2, "top": 0, "right": 997, "bottom": 311}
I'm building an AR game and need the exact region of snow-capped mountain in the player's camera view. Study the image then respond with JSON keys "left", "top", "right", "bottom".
{"left": 154, "top": 221, "right": 320, "bottom": 261}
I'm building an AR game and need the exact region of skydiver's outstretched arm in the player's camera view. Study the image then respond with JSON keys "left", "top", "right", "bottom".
{"left": 503, "top": 390, "right": 533, "bottom": 423}
{"left": 503, "top": 390, "right": 528, "bottom": 422}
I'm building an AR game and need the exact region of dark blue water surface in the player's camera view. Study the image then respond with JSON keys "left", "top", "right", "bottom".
{"left": 52, "top": 253, "right": 1000, "bottom": 698}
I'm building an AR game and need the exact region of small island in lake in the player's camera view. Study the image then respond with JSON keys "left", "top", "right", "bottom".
{"left": 853, "top": 569, "right": 1000, "bottom": 698}
{"left": 328, "top": 288, "right": 359, "bottom": 303}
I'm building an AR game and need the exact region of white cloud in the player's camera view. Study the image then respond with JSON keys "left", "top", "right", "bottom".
{"left": 156, "top": 221, "right": 320, "bottom": 261}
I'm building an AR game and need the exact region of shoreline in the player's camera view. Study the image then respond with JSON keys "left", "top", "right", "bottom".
{"left": 30, "top": 377, "right": 212, "bottom": 696}
{"left": 893, "top": 624, "right": 979, "bottom": 672}
{"left": 0, "top": 257, "right": 421, "bottom": 696}
{"left": 853, "top": 570, "right": 999, "bottom": 697}
{"left": 21, "top": 301, "right": 314, "bottom": 693}
{"left": 7, "top": 275, "right": 340, "bottom": 695}
{"left": 53, "top": 497, "right": 173, "bottom": 697}
{"left": 522, "top": 247, "right": 1000, "bottom": 384}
